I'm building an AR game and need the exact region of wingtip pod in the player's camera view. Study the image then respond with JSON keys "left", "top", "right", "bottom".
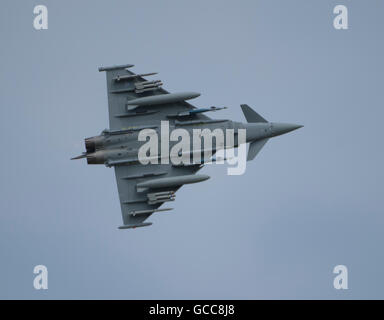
{"left": 98, "top": 64, "right": 134, "bottom": 72}
{"left": 118, "top": 222, "right": 153, "bottom": 230}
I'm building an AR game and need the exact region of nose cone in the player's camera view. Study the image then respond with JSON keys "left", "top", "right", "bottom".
{"left": 271, "top": 123, "right": 303, "bottom": 137}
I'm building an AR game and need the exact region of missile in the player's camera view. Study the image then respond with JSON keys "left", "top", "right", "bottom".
{"left": 114, "top": 72, "right": 158, "bottom": 82}
{"left": 135, "top": 80, "right": 162, "bottom": 87}
{"left": 189, "top": 106, "right": 227, "bottom": 114}
{"left": 134, "top": 80, "right": 163, "bottom": 93}
{"left": 126, "top": 92, "right": 200, "bottom": 109}
{"left": 137, "top": 174, "right": 210, "bottom": 191}
{"left": 168, "top": 106, "right": 227, "bottom": 118}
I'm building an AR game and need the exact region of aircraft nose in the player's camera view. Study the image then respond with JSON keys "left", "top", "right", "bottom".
{"left": 271, "top": 123, "right": 303, "bottom": 137}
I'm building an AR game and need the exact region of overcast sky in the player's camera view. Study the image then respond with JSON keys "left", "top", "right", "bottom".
{"left": 1, "top": 0, "right": 383, "bottom": 299}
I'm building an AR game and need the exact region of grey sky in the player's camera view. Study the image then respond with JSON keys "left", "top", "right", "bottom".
{"left": 0, "top": 0, "right": 383, "bottom": 299}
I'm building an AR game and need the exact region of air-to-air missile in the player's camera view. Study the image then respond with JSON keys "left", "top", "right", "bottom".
{"left": 167, "top": 106, "right": 227, "bottom": 118}
{"left": 113, "top": 72, "right": 158, "bottom": 82}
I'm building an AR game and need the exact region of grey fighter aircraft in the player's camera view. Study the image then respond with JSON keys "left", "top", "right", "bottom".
{"left": 72, "top": 64, "right": 302, "bottom": 229}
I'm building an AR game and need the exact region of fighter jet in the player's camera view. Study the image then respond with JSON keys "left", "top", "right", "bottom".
{"left": 72, "top": 64, "right": 302, "bottom": 229}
